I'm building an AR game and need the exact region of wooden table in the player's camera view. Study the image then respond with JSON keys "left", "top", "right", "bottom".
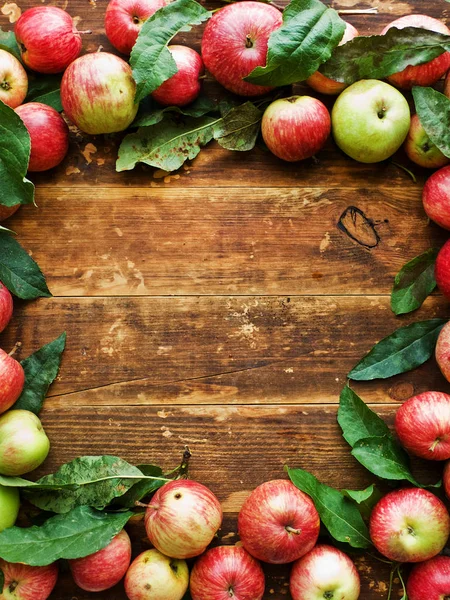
{"left": 1, "top": 0, "right": 449, "bottom": 597}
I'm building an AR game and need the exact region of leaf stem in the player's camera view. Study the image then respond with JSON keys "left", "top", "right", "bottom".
{"left": 391, "top": 161, "right": 417, "bottom": 183}
{"left": 387, "top": 563, "right": 397, "bottom": 600}
{"left": 337, "top": 8, "right": 378, "bottom": 13}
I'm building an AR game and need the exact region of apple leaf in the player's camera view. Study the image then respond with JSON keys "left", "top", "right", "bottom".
{"left": 337, "top": 385, "right": 390, "bottom": 447}
{"left": 113, "top": 464, "right": 166, "bottom": 507}
{"left": 130, "top": 0, "right": 211, "bottom": 103}
{"left": 215, "top": 102, "right": 263, "bottom": 151}
{"left": 245, "top": 0, "right": 345, "bottom": 87}
{"left": 320, "top": 27, "right": 450, "bottom": 84}
{"left": 133, "top": 95, "right": 219, "bottom": 127}
{"left": 0, "top": 506, "right": 133, "bottom": 565}
{"left": 391, "top": 248, "right": 438, "bottom": 316}
{"left": 0, "top": 27, "right": 21, "bottom": 61}
{"left": 26, "top": 75, "right": 62, "bottom": 112}
{"left": 341, "top": 485, "right": 382, "bottom": 520}
{"left": 412, "top": 87, "right": 450, "bottom": 159}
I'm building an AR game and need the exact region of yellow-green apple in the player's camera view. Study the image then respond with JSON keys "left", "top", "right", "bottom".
{"left": 435, "top": 240, "right": 450, "bottom": 300}
{"left": 0, "top": 560, "right": 58, "bottom": 600}
{"left": 190, "top": 546, "right": 265, "bottom": 600}
{"left": 69, "top": 529, "right": 131, "bottom": 592}
{"left": 332, "top": 79, "right": 410, "bottom": 163}
{"left": 290, "top": 545, "right": 360, "bottom": 600}
{"left": 105, "top": 0, "right": 167, "bottom": 55}
{"left": 15, "top": 7, "right": 82, "bottom": 74}
{"left": 0, "top": 410, "right": 50, "bottom": 476}
{"left": 0, "top": 50, "right": 28, "bottom": 108}
{"left": 407, "top": 555, "right": 450, "bottom": 600}
{"left": 237, "top": 479, "right": 320, "bottom": 564}
{"left": 145, "top": 479, "right": 222, "bottom": 559}
{"left": 437, "top": 322, "right": 450, "bottom": 383}
{"left": 306, "top": 22, "right": 359, "bottom": 95}
{"left": 0, "top": 205, "right": 20, "bottom": 222}
{"left": 0, "top": 348, "right": 24, "bottom": 415}
{"left": 151, "top": 45, "right": 203, "bottom": 107}
{"left": 61, "top": 53, "right": 138, "bottom": 135}
{"left": 405, "top": 114, "right": 450, "bottom": 169}
{"left": 201, "top": 1, "right": 282, "bottom": 97}
{"left": 124, "top": 549, "right": 189, "bottom": 600}
{"left": 0, "top": 484, "right": 19, "bottom": 532}
{"left": 15, "top": 103, "right": 69, "bottom": 172}
{"left": 261, "top": 96, "right": 331, "bottom": 162}
{"left": 370, "top": 488, "right": 450, "bottom": 562}
{"left": 381, "top": 15, "right": 450, "bottom": 90}
{"left": 0, "top": 283, "right": 13, "bottom": 334}
{"left": 423, "top": 165, "right": 450, "bottom": 230}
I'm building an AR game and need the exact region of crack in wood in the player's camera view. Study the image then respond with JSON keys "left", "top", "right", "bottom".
{"left": 337, "top": 205, "right": 381, "bottom": 248}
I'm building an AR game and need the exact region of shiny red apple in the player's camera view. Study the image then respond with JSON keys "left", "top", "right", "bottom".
{"left": 0, "top": 283, "right": 13, "bottom": 334}
{"left": 407, "top": 555, "right": 450, "bottom": 600}
{"left": 436, "top": 322, "right": 450, "bottom": 383}
{"left": 0, "top": 348, "right": 25, "bottom": 415}
{"left": 443, "top": 461, "right": 450, "bottom": 499}
{"left": 0, "top": 49, "right": 28, "bottom": 108}
{"left": 124, "top": 549, "right": 189, "bottom": 600}
{"left": 423, "top": 165, "right": 450, "bottom": 230}
{"left": 151, "top": 45, "right": 203, "bottom": 107}
{"left": 405, "top": 114, "right": 450, "bottom": 169}
{"left": 435, "top": 240, "right": 450, "bottom": 300}
{"left": 0, "top": 559, "right": 58, "bottom": 600}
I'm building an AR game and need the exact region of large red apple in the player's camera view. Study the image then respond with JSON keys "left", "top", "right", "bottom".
{"left": 237, "top": 479, "right": 320, "bottom": 564}
{"left": 0, "top": 49, "right": 28, "bottom": 109}
{"left": 436, "top": 322, "right": 450, "bottom": 383}
{"left": 15, "top": 6, "right": 82, "bottom": 74}
{"left": 15, "top": 103, "right": 69, "bottom": 172}
{"left": 370, "top": 488, "right": 450, "bottom": 562}
{"left": 151, "top": 45, "right": 204, "bottom": 107}
{"left": 0, "top": 348, "right": 24, "bottom": 415}
{"left": 407, "top": 555, "right": 450, "bottom": 600}
{"left": 0, "top": 205, "right": 20, "bottom": 222}
{"left": 0, "top": 559, "right": 58, "bottom": 600}
{"left": 405, "top": 114, "right": 450, "bottom": 169}
{"left": 124, "top": 549, "right": 189, "bottom": 600}
{"left": 190, "top": 546, "right": 265, "bottom": 600}
{"left": 381, "top": 15, "right": 450, "bottom": 90}
{"left": 69, "top": 529, "right": 131, "bottom": 592}
{"left": 423, "top": 165, "right": 450, "bottom": 230}
{"left": 435, "top": 240, "right": 450, "bottom": 300}
{"left": 145, "top": 479, "right": 222, "bottom": 559}
{"left": 0, "top": 283, "right": 13, "bottom": 334}
{"left": 201, "top": 1, "right": 282, "bottom": 97}
{"left": 105, "top": 0, "right": 167, "bottom": 55}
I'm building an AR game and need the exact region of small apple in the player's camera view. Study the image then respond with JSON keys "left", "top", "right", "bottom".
{"left": 238, "top": 479, "right": 320, "bottom": 564}
{"left": 407, "top": 555, "right": 450, "bottom": 600}
{"left": 0, "top": 283, "right": 13, "bottom": 334}
{"left": 443, "top": 461, "right": 450, "bottom": 499}
{"left": 0, "top": 484, "right": 20, "bottom": 532}
{"left": 436, "top": 322, "right": 450, "bottom": 383}
{"left": 190, "top": 546, "right": 265, "bottom": 600}
{"left": 15, "top": 6, "right": 82, "bottom": 74}
{"left": 145, "top": 479, "right": 222, "bottom": 559}
{"left": 69, "top": 529, "right": 131, "bottom": 592}
{"left": 151, "top": 45, "right": 204, "bottom": 107}
{"left": 0, "top": 205, "right": 20, "bottom": 222}
{"left": 261, "top": 96, "right": 331, "bottom": 162}
{"left": 290, "top": 545, "right": 360, "bottom": 600}
{"left": 61, "top": 52, "right": 138, "bottom": 135}
{"left": 105, "top": 0, "right": 167, "bottom": 55}
{"left": 423, "top": 165, "right": 450, "bottom": 230}
{"left": 0, "top": 560, "right": 58, "bottom": 600}
{"left": 370, "top": 487, "right": 450, "bottom": 562}
{"left": 405, "top": 114, "right": 450, "bottom": 169}
{"left": 435, "top": 240, "right": 450, "bottom": 300}
{"left": 381, "top": 15, "right": 450, "bottom": 90}
{"left": 0, "top": 348, "right": 24, "bottom": 415}
{"left": 0, "top": 49, "right": 28, "bottom": 109}
{"left": 201, "top": 1, "right": 282, "bottom": 97}
{"left": 124, "top": 549, "right": 189, "bottom": 600}
{"left": 15, "top": 103, "right": 69, "bottom": 172}
{"left": 0, "top": 410, "right": 50, "bottom": 476}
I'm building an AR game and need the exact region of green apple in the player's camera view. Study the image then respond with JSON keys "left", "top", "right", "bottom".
{"left": 0, "top": 484, "right": 19, "bottom": 531}
{"left": 0, "top": 410, "right": 50, "bottom": 476}
{"left": 331, "top": 79, "right": 410, "bottom": 163}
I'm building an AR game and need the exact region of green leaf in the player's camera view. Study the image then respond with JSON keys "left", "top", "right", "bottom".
{"left": 245, "top": 0, "right": 345, "bottom": 87}
{"left": 114, "top": 464, "right": 165, "bottom": 507}
{"left": 412, "top": 87, "right": 450, "bottom": 159}
{"left": 26, "top": 76, "right": 62, "bottom": 112}
{"left": 0, "top": 27, "right": 21, "bottom": 61}
{"left": 348, "top": 319, "right": 447, "bottom": 381}
{"left": 214, "top": 102, "right": 263, "bottom": 151}
{"left": 320, "top": 27, "right": 450, "bottom": 84}
{"left": 0, "top": 475, "right": 41, "bottom": 487}
{"left": 0, "top": 506, "right": 133, "bottom": 565}
{"left": 287, "top": 467, "right": 372, "bottom": 549}
{"left": 133, "top": 95, "right": 219, "bottom": 127}
{"left": 12, "top": 333, "right": 66, "bottom": 415}
{"left": 391, "top": 248, "right": 438, "bottom": 315}
{"left": 337, "top": 386, "right": 390, "bottom": 447}
{"left": 0, "top": 232, "right": 51, "bottom": 299}
{"left": 130, "top": 0, "right": 211, "bottom": 103}
{"left": 342, "top": 484, "right": 382, "bottom": 519}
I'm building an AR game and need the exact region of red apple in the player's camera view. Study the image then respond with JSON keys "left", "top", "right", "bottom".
{"left": 0, "top": 559, "right": 58, "bottom": 600}
{"left": 237, "top": 479, "right": 320, "bottom": 564}
{"left": 190, "top": 546, "right": 265, "bottom": 600}
{"left": 0, "top": 205, "right": 20, "bottom": 222}
{"left": 0, "top": 348, "right": 24, "bottom": 415}
{"left": 69, "top": 529, "right": 131, "bottom": 592}
{"left": 443, "top": 461, "right": 450, "bottom": 499}
{"left": 436, "top": 322, "right": 450, "bottom": 383}
{"left": 151, "top": 45, "right": 203, "bottom": 107}
{"left": 370, "top": 488, "right": 450, "bottom": 562}
{"left": 290, "top": 545, "right": 360, "bottom": 600}
{"left": 407, "top": 555, "right": 450, "bottom": 600}
{"left": 15, "top": 103, "right": 69, "bottom": 172}
{"left": 423, "top": 165, "right": 450, "bottom": 230}
{"left": 0, "top": 283, "right": 13, "bottom": 334}
{"left": 105, "top": 0, "right": 167, "bottom": 55}
{"left": 0, "top": 49, "right": 28, "bottom": 109}
{"left": 381, "top": 15, "right": 450, "bottom": 90}
{"left": 405, "top": 114, "right": 450, "bottom": 169}
{"left": 435, "top": 240, "right": 450, "bottom": 300}
{"left": 124, "top": 549, "right": 189, "bottom": 600}
{"left": 261, "top": 96, "right": 331, "bottom": 162}
{"left": 201, "top": 1, "right": 282, "bottom": 97}
{"left": 15, "top": 7, "right": 82, "bottom": 74}
{"left": 145, "top": 479, "right": 222, "bottom": 559}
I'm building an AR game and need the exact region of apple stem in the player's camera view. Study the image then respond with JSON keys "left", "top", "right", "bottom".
{"left": 177, "top": 446, "right": 191, "bottom": 479}
{"left": 285, "top": 525, "right": 301, "bottom": 535}
{"left": 8, "top": 341, "right": 22, "bottom": 357}
{"left": 134, "top": 501, "right": 149, "bottom": 508}
{"left": 78, "top": 29, "right": 92, "bottom": 35}
{"left": 430, "top": 439, "right": 440, "bottom": 452}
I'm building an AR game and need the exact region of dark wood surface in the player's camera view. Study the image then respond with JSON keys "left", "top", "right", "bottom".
{"left": 1, "top": 0, "right": 450, "bottom": 598}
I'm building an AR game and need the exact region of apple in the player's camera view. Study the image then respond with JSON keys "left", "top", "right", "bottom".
{"left": 0, "top": 410, "right": 50, "bottom": 476}
{"left": 381, "top": 15, "right": 450, "bottom": 90}
{"left": 0, "top": 50, "right": 28, "bottom": 109}
{"left": 124, "top": 549, "right": 189, "bottom": 600}
{"left": 15, "top": 103, "right": 69, "bottom": 172}
{"left": 145, "top": 479, "right": 222, "bottom": 559}
{"left": 201, "top": 1, "right": 282, "bottom": 97}
{"left": 405, "top": 114, "right": 450, "bottom": 169}
{"left": 306, "top": 22, "right": 359, "bottom": 95}
{"left": 332, "top": 79, "right": 410, "bottom": 163}
{"left": 151, "top": 45, "right": 204, "bottom": 107}
{"left": 69, "top": 529, "right": 131, "bottom": 591}
{"left": 423, "top": 165, "right": 450, "bottom": 230}
{"left": 290, "top": 545, "right": 360, "bottom": 600}
{"left": 0, "top": 283, "right": 13, "bottom": 334}
{"left": 370, "top": 487, "right": 450, "bottom": 562}
{"left": 261, "top": 96, "right": 331, "bottom": 162}
{"left": 0, "top": 560, "right": 58, "bottom": 600}
{"left": 435, "top": 240, "right": 450, "bottom": 300}
{"left": 0, "top": 205, "right": 19, "bottom": 222}
{"left": 0, "top": 348, "right": 24, "bottom": 415}
{"left": 61, "top": 52, "right": 138, "bottom": 135}
{"left": 0, "top": 484, "right": 20, "bottom": 532}
{"left": 436, "top": 322, "right": 450, "bottom": 383}
{"left": 190, "top": 546, "right": 265, "bottom": 600}
{"left": 15, "top": 6, "right": 82, "bottom": 74}
{"left": 407, "top": 555, "right": 450, "bottom": 600}
{"left": 238, "top": 479, "right": 320, "bottom": 564}
{"left": 105, "top": 0, "right": 167, "bottom": 55}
